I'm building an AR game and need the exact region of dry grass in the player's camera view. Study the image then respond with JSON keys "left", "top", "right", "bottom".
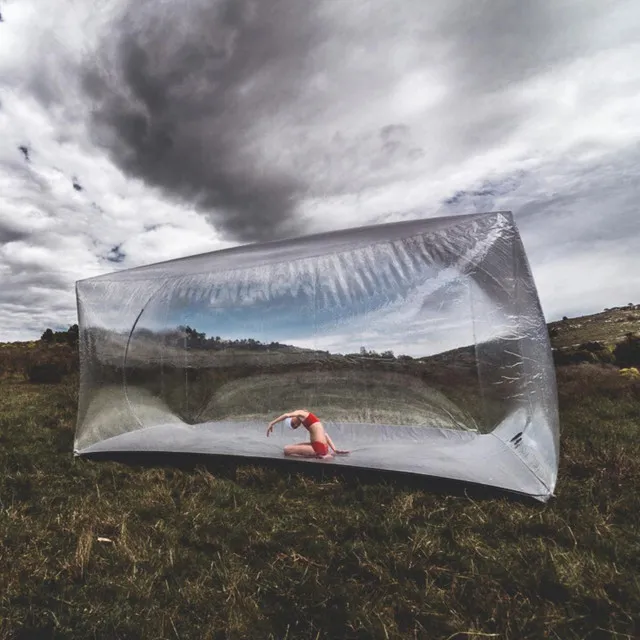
{"left": 548, "top": 308, "right": 640, "bottom": 349}
{"left": 0, "top": 353, "right": 639, "bottom": 638}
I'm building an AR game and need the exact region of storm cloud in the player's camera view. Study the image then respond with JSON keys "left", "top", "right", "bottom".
{"left": 80, "top": 0, "right": 328, "bottom": 242}
{"left": 1, "top": 0, "right": 640, "bottom": 340}
{"left": 75, "top": 0, "right": 640, "bottom": 242}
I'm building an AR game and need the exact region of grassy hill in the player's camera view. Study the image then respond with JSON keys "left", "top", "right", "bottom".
{"left": 548, "top": 305, "right": 640, "bottom": 369}
{"left": 548, "top": 304, "right": 640, "bottom": 349}
{"left": 0, "top": 308, "right": 639, "bottom": 638}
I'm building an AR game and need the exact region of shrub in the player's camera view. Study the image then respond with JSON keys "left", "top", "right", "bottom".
{"left": 40, "top": 325, "right": 79, "bottom": 348}
{"left": 613, "top": 333, "right": 640, "bottom": 368}
{"left": 554, "top": 349, "right": 601, "bottom": 366}
{"left": 579, "top": 341, "right": 603, "bottom": 352}
{"left": 556, "top": 362, "right": 640, "bottom": 402}
{"left": 27, "top": 362, "right": 68, "bottom": 384}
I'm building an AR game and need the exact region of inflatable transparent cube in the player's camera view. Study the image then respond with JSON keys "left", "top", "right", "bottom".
{"left": 75, "top": 211, "right": 559, "bottom": 501}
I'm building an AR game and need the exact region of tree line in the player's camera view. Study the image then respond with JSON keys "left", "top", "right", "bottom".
{"left": 40, "top": 325, "right": 79, "bottom": 347}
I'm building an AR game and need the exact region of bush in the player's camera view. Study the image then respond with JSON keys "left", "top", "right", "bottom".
{"left": 554, "top": 349, "right": 600, "bottom": 366}
{"left": 553, "top": 340, "right": 617, "bottom": 366}
{"left": 613, "top": 333, "right": 640, "bottom": 368}
{"left": 556, "top": 362, "right": 640, "bottom": 403}
{"left": 27, "top": 363, "right": 68, "bottom": 384}
{"left": 579, "top": 341, "right": 603, "bottom": 352}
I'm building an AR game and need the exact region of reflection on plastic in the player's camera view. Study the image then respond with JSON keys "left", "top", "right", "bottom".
{"left": 74, "top": 211, "right": 559, "bottom": 501}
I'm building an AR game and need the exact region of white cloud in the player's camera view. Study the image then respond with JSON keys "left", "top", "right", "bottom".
{"left": 532, "top": 246, "right": 640, "bottom": 321}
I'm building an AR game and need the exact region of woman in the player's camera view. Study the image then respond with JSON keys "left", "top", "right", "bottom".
{"left": 266, "top": 409, "right": 349, "bottom": 458}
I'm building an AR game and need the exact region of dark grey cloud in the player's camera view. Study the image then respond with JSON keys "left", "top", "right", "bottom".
{"left": 438, "top": 143, "right": 640, "bottom": 259}
{"left": 74, "top": 0, "right": 628, "bottom": 244}
{"left": 17, "top": 0, "right": 629, "bottom": 246}
{"left": 0, "top": 221, "right": 29, "bottom": 245}
{"left": 0, "top": 271, "right": 70, "bottom": 302}
{"left": 81, "top": 0, "right": 330, "bottom": 243}
{"left": 443, "top": 172, "right": 525, "bottom": 207}
{"left": 0, "top": 256, "right": 69, "bottom": 283}
{"left": 106, "top": 244, "right": 126, "bottom": 263}
{"left": 440, "top": 2, "right": 583, "bottom": 95}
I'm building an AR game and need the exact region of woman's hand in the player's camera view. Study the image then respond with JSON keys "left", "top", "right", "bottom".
{"left": 266, "top": 423, "right": 274, "bottom": 437}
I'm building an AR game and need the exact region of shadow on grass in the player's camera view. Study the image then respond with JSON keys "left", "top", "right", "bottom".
{"left": 80, "top": 450, "right": 542, "bottom": 506}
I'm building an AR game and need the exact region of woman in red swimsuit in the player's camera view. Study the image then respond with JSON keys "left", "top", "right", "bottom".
{"left": 266, "top": 409, "right": 350, "bottom": 458}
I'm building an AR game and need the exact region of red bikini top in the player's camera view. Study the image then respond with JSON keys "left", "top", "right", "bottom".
{"left": 302, "top": 412, "right": 320, "bottom": 428}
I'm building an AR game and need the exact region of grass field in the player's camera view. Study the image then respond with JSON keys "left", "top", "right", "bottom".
{"left": 1, "top": 331, "right": 640, "bottom": 637}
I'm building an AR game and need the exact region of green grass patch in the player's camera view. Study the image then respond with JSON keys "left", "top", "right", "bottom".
{"left": 1, "top": 363, "right": 639, "bottom": 639}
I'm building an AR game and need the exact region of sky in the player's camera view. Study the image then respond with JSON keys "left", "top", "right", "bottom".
{"left": 1, "top": 0, "right": 640, "bottom": 342}
{"left": 134, "top": 236, "right": 508, "bottom": 358}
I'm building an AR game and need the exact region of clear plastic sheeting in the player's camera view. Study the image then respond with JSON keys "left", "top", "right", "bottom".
{"left": 74, "top": 211, "right": 560, "bottom": 501}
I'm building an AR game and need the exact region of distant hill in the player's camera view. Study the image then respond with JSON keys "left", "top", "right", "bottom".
{"left": 2, "top": 304, "right": 639, "bottom": 368}
{"left": 548, "top": 304, "right": 640, "bottom": 367}
{"left": 549, "top": 304, "right": 640, "bottom": 349}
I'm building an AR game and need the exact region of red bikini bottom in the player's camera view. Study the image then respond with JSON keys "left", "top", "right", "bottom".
{"left": 311, "top": 441, "right": 329, "bottom": 456}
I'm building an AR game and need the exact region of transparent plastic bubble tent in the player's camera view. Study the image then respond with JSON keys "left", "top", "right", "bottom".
{"left": 75, "top": 211, "right": 559, "bottom": 501}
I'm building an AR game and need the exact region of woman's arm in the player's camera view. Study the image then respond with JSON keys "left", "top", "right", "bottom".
{"left": 266, "top": 410, "right": 309, "bottom": 435}
{"left": 325, "top": 433, "right": 349, "bottom": 455}
{"left": 266, "top": 414, "right": 287, "bottom": 436}
{"left": 268, "top": 413, "right": 289, "bottom": 427}
{"left": 269, "top": 409, "right": 308, "bottom": 426}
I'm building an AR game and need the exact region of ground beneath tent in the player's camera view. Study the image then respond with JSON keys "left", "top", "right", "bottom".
{"left": 76, "top": 420, "right": 550, "bottom": 499}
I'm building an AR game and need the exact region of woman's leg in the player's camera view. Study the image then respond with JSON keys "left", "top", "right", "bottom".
{"left": 284, "top": 443, "right": 319, "bottom": 457}
{"left": 311, "top": 441, "right": 332, "bottom": 458}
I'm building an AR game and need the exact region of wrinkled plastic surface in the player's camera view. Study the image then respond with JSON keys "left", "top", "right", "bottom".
{"left": 75, "top": 211, "right": 559, "bottom": 501}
